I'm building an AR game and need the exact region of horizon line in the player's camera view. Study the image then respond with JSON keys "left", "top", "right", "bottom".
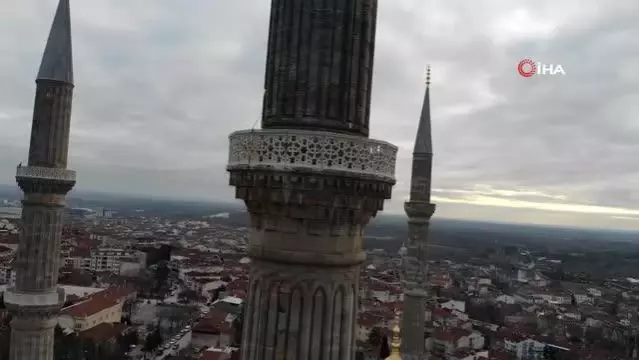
{"left": 1, "top": 184, "right": 637, "bottom": 233}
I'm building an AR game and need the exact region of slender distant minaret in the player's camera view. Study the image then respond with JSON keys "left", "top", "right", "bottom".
{"left": 3, "top": 1, "right": 76, "bottom": 360}
{"left": 401, "top": 66, "right": 436, "bottom": 360}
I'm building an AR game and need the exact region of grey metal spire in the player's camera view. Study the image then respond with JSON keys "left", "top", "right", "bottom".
{"left": 413, "top": 65, "right": 432, "bottom": 154}
{"left": 37, "top": 0, "right": 73, "bottom": 84}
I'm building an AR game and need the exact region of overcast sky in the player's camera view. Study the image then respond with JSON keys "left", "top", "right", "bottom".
{"left": 1, "top": 0, "right": 638, "bottom": 229}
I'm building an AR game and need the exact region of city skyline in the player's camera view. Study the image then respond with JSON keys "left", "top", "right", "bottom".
{"left": 1, "top": 0, "right": 638, "bottom": 230}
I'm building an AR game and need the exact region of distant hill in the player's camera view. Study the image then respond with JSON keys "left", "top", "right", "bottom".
{"left": 0, "top": 184, "right": 20, "bottom": 199}
{"left": 3, "top": 185, "right": 638, "bottom": 252}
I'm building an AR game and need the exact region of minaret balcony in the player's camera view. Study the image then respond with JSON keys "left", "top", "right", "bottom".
{"left": 3, "top": 286, "right": 65, "bottom": 316}
{"left": 15, "top": 165, "right": 76, "bottom": 195}
{"left": 404, "top": 201, "right": 436, "bottom": 219}
{"left": 16, "top": 165, "right": 76, "bottom": 182}
{"left": 227, "top": 129, "right": 397, "bottom": 183}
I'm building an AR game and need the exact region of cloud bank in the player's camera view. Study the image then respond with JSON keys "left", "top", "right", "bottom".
{"left": 0, "top": 0, "right": 637, "bottom": 229}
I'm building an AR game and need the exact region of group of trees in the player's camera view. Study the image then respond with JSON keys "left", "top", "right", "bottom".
{"left": 157, "top": 305, "right": 198, "bottom": 333}
{"left": 143, "top": 326, "right": 163, "bottom": 352}
{"left": 53, "top": 325, "right": 137, "bottom": 360}
{"left": 467, "top": 303, "right": 503, "bottom": 325}
{"left": 0, "top": 316, "right": 141, "bottom": 360}
{"left": 136, "top": 261, "right": 173, "bottom": 298}
{"left": 178, "top": 289, "right": 199, "bottom": 304}
{"left": 141, "top": 244, "right": 172, "bottom": 267}
{"left": 117, "top": 331, "right": 139, "bottom": 354}
{"left": 542, "top": 345, "right": 579, "bottom": 360}
{"left": 121, "top": 299, "right": 138, "bottom": 323}
{"left": 154, "top": 262, "right": 171, "bottom": 291}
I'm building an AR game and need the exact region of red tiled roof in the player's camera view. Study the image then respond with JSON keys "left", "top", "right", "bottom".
{"left": 0, "top": 234, "right": 18, "bottom": 244}
{"left": 432, "top": 308, "right": 453, "bottom": 318}
{"left": 75, "top": 238, "right": 100, "bottom": 250}
{"left": 70, "top": 247, "right": 91, "bottom": 258}
{"left": 193, "top": 309, "right": 233, "bottom": 335}
{"left": 62, "top": 286, "right": 135, "bottom": 318}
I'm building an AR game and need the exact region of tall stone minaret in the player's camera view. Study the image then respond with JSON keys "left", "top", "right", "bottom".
{"left": 4, "top": 1, "right": 76, "bottom": 360}
{"left": 401, "top": 66, "right": 436, "bottom": 360}
{"left": 227, "top": 1, "right": 398, "bottom": 359}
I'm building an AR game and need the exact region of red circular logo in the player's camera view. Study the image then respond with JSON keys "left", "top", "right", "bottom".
{"left": 518, "top": 59, "right": 536, "bottom": 78}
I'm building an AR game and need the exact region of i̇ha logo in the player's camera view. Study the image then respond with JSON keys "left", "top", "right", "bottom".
{"left": 518, "top": 58, "right": 565, "bottom": 77}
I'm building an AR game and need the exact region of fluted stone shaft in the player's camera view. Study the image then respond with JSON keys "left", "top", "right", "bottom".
{"left": 241, "top": 261, "right": 358, "bottom": 360}
{"left": 401, "top": 208, "right": 434, "bottom": 360}
{"left": 8, "top": 82, "right": 74, "bottom": 360}
{"left": 228, "top": 158, "right": 395, "bottom": 360}
{"left": 226, "top": 187, "right": 390, "bottom": 360}
{"left": 402, "top": 211, "right": 432, "bottom": 290}
{"left": 28, "top": 81, "right": 73, "bottom": 168}
{"left": 401, "top": 295, "right": 426, "bottom": 360}
{"left": 262, "top": 0, "right": 378, "bottom": 137}
{"left": 9, "top": 318, "right": 57, "bottom": 360}
{"left": 14, "top": 196, "right": 65, "bottom": 292}
{"left": 5, "top": 195, "right": 64, "bottom": 360}
{"left": 7, "top": 85, "right": 75, "bottom": 360}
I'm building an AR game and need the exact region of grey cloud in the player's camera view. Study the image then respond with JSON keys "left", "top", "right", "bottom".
{"left": 0, "top": 0, "right": 638, "bottom": 229}
{"left": 431, "top": 187, "right": 568, "bottom": 203}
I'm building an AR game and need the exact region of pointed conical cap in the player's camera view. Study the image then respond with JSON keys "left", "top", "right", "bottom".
{"left": 413, "top": 66, "right": 432, "bottom": 154}
{"left": 37, "top": 0, "right": 73, "bottom": 84}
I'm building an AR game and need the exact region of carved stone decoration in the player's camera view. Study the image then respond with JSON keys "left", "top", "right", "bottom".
{"left": 15, "top": 166, "right": 76, "bottom": 182}
{"left": 228, "top": 129, "right": 397, "bottom": 181}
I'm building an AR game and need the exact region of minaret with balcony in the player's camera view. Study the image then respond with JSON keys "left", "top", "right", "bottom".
{"left": 4, "top": 2, "right": 77, "bottom": 360}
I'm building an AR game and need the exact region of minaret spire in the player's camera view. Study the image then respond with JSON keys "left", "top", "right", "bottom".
{"left": 413, "top": 65, "right": 432, "bottom": 155}
{"left": 37, "top": 0, "right": 73, "bottom": 84}
{"left": 401, "top": 65, "right": 437, "bottom": 360}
